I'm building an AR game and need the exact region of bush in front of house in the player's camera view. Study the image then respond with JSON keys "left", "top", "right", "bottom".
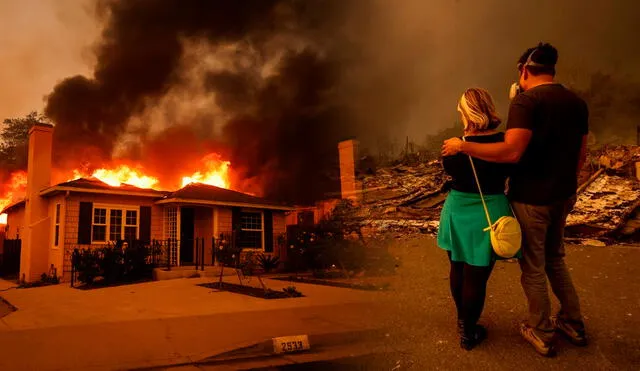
{"left": 75, "top": 248, "right": 101, "bottom": 285}
{"left": 257, "top": 254, "right": 280, "bottom": 273}
{"left": 285, "top": 220, "right": 367, "bottom": 274}
{"left": 73, "top": 240, "right": 155, "bottom": 286}
{"left": 284, "top": 203, "right": 398, "bottom": 276}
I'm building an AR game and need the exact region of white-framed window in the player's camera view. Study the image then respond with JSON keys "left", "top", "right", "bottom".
{"left": 54, "top": 204, "right": 61, "bottom": 247}
{"left": 92, "top": 205, "right": 139, "bottom": 243}
{"left": 238, "top": 211, "right": 263, "bottom": 249}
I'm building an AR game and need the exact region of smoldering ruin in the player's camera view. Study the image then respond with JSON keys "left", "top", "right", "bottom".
{"left": 331, "top": 144, "right": 640, "bottom": 244}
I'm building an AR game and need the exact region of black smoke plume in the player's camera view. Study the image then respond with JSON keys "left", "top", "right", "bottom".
{"left": 45, "top": 0, "right": 367, "bottom": 204}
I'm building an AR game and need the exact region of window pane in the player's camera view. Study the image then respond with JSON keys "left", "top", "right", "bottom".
{"left": 109, "top": 209, "right": 122, "bottom": 241}
{"left": 238, "top": 230, "right": 262, "bottom": 249}
{"left": 55, "top": 204, "right": 61, "bottom": 224}
{"left": 124, "top": 226, "right": 137, "bottom": 241}
{"left": 54, "top": 225, "right": 60, "bottom": 246}
{"left": 93, "top": 208, "right": 106, "bottom": 224}
{"left": 240, "top": 212, "right": 262, "bottom": 230}
{"left": 93, "top": 225, "right": 106, "bottom": 242}
{"left": 126, "top": 210, "right": 137, "bottom": 226}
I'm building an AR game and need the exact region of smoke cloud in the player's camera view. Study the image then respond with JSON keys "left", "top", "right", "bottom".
{"left": 42, "top": 0, "right": 640, "bottom": 203}
{"left": 45, "top": 0, "right": 374, "bottom": 203}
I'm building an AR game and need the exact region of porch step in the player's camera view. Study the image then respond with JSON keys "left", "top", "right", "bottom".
{"left": 152, "top": 266, "right": 238, "bottom": 281}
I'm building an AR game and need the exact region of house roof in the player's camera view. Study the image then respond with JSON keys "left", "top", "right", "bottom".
{"left": 8, "top": 178, "right": 293, "bottom": 213}
{"left": 157, "top": 182, "right": 295, "bottom": 211}
{"left": 40, "top": 177, "right": 169, "bottom": 198}
{"left": 0, "top": 199, "right": 26, "bottom": 214}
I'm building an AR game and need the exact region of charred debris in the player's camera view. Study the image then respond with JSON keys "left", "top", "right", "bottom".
{"left": 334, "top": 145, "right": 639, "bottom": 245}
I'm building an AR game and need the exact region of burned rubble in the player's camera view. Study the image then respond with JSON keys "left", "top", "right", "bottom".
{"left": 338, "top": 145, "right": 639, "bottom": 244}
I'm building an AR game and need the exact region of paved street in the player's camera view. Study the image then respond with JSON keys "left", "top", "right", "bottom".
{"left": 370, "top": 237, "right": 640, "bottom": 370}
{"left": 0, "top": 237, "right": 639, "bottom": 370}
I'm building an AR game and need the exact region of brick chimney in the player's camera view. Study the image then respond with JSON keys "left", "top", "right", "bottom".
{"left": 338, "top": 139, "right": 362, "bottom": 204}
{"left": 20, "top": 123, "right": 54, "bottom": 282}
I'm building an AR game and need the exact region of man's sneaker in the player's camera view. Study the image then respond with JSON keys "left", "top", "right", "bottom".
{"left": 520, "top": 323, "right": 556, "bottom": 357}
{"left": 550, "top": 316, "right": 588, "bottom": 346}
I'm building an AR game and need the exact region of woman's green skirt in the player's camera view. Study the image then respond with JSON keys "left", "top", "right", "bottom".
{"left": 437, "top": 189, "right": 521, "bottom": 267}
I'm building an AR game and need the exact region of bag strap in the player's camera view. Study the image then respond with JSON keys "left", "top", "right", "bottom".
{"left": 462, "top": 136, "right": 493, "bottom": 232}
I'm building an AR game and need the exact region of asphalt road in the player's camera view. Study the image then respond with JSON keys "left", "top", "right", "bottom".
{"left": 367, "top": 238, "right": 640, "bottom": 370}
{"left": 243, "top": 353, "right": 400, "bottom": 370}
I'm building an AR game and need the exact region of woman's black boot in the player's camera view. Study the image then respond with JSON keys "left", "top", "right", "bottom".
{"left": 460, "top": 323, "right": 488, "bottom": 350}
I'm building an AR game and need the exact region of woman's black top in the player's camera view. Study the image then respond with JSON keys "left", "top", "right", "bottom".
{"left": 442, "top": 132, "right": 511, "bottom": 195}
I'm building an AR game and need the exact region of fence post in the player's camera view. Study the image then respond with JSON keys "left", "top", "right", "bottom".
{"left": 195, "top": 238, "right": 199, "bottom": 271}
{"left": 167, "top": 239, "right": 171, "bottom": 271}
{"left": 201, "top": 237, "right": 205, "bottom": 271}
{"left": 151, "top": 240, "right": 155, "bottom": 266}
{"left": 211, "top": 237, "right": 215, "bottom": 266}
{"left": 70, "top": 249, "right": 77, "bottom": 288}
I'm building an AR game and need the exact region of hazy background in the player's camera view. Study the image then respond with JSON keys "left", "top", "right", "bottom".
{"left": 2, "top": 0, "right": 637, "bottom": 140}
{"left": 0, "top": 0, "right": 99, "bottom": 119}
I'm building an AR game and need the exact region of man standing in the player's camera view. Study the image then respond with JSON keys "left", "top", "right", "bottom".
{"left": 441, "top": 42, "right": 588, "bottom": 357}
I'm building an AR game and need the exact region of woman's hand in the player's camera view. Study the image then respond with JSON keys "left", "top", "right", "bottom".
{"left": 442, "top": 137, "right": 463, "bottom": 156}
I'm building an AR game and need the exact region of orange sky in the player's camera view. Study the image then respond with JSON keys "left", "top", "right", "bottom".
{"left": 0, "top": 0, "right": 638, "bottom": 141}
{"left": 0, "top": 0, "right": 99, "bottom": 122}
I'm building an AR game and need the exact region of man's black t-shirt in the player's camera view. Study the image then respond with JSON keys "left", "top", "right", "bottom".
{"left": 507, "top": 83, "right": 588, "bottom": 205}
{"left": 443, "top": 132, "right": 511, "bottom": 195}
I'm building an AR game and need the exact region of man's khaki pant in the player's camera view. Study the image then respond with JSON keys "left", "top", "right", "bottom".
{"left": 512, "top": 196, "right": 583, "bottom": 341}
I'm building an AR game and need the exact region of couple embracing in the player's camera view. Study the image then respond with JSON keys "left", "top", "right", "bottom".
{"left": 438, "top": 42, "right": 588, "bottom": 357}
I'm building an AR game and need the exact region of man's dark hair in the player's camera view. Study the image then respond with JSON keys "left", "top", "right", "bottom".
{"left": 517, "top": 42, "right": 558, "bottom": 76}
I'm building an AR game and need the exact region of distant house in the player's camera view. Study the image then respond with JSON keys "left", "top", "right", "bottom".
{"left": 0, "top": 123, "right": 293, "bottom": 282}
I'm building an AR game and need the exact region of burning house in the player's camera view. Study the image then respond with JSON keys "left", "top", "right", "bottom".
{"left": 1, "top": 123, "right": 293, "bottom": 282}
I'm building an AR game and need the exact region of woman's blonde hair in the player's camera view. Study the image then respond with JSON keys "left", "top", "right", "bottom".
{"left": 457, "top": 88, "right": 501, "bottom": 131}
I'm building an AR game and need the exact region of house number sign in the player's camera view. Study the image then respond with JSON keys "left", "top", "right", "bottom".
{"left": 272, "top": 335, "right": 311, "bottom": 354}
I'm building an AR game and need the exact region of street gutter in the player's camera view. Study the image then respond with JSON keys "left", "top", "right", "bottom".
{"left": 127, "top": 328, "right": 388, "bottom": 370}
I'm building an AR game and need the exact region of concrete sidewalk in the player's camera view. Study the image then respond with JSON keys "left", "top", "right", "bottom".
{"left": 0, "top": 276, "right": 385, "bottom": 370}
{"left": 0, "top": 278, "right": 17, "bottom": 291}
{"left": 0, "top": 301, "right": 385, "bottom": 370}
{"left": 0, "top": 275, "right": 381, "bottom": 331}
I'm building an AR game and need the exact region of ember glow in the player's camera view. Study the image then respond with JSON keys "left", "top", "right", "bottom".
{"left": 0, "top": 152, "right": 236, "bottom": 222}
{"left": 181, "top": 154, "right": 231, "bottom": 189}
{"left": 0, "top": 171, "right": 28, "bottom": 224}
{"left": 73, "top": 165, "right": 159, "bottom": 189}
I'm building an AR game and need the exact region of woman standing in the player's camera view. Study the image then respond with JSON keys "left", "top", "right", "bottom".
{"left": 438, "top": 88, "right": 518, "bottom": 350}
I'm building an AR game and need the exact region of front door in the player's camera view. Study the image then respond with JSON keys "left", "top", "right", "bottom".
{"left": 180, "top": 207, "right": 195, "bottom": 264}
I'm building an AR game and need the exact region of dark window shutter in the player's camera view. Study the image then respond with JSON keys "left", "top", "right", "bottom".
{"left": 231, "top": 207, "right": 241, "bottom": 248}
{"left": 263, "top": 210, "right": 273, "bottom": 253}
{"left": 140, "top": 206, "right": 152, "bottom": 243}
{"left": 78, "top": 202, "right": 93, "bottom": 244}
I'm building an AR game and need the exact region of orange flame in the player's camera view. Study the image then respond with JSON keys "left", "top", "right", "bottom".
{"left": 0, "top": 171, "right": 28, "bottom": 224}
{"left": 1, "top": 152, "right": 235, "bottom": 223}
{"left": 181, "top": 154, "right": 231, "bottom": 189}
{"left": 73, "top": 165, "right": 160, "bottom": 189}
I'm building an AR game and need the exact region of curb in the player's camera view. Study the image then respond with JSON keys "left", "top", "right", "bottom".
{"left": 204, "top": 327, "right": 387, "bottom": 363}
{"left": 127, "top": 327, "right": 387, "bottom": 370}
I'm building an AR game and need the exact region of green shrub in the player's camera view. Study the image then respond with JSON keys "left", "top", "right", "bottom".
{"left": 73, "top": 240, "right": 155, "bottom": 286}
{"left": 75, "top": 248, "right": 101, "bottom": 285}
